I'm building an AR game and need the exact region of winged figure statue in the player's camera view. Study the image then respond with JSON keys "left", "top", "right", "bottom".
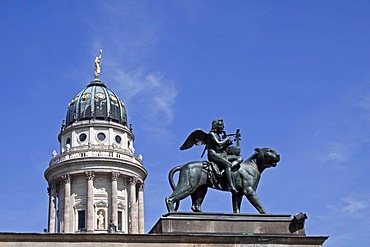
{"left": 179, "top": 119, "right": 242, "bottom": 193}
{"left": 165, "top": 119, "right": 281, "bottom": 214}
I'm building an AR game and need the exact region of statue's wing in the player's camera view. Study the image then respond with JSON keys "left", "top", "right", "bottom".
{"left": 180, "top": 129, "right": 208, "bottom": 150}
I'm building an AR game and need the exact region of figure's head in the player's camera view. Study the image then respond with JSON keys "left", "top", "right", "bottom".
{"left": 211, "top": 119, "right": 224, "bottom": 133}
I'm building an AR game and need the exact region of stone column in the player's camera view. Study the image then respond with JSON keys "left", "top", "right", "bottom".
{"left": 62, "top": 174, "right": 71, "bottom": 233}
{"left": 111, "top": 172, "right": 120, "bottom": 228}
{"left": 129, "top": 178, "right": 138, "bottom": 234}
{"left": 85, "top": 171, "right": 95, "bottom": 232}
{"left": 47, "top": 181, "right": 57, "bottom": 233}
{"left": 138, "top": 183, "right": 145, "bottom": 234}
{"left": 57, "top": 182, "right": 62, "bottom": 233}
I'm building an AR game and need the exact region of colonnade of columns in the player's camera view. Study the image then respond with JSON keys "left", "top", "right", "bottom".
{"left": 47, "top": 172, "right": 145, "bottom": 234}
{"left": 127, "top": 178, "right": 144, "bottom": 234}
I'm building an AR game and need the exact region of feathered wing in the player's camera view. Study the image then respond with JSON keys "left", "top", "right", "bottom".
{"left": 179, "top": 129, "right": 209, "bottom": 150}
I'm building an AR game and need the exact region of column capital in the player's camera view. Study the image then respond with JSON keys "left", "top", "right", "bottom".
{"left": 47, "top": 181, "right": 57, "bottom": 196}
{"left": 85, "top": 171, "right": 95, "bottom": 180}
{"left": 49, "top": 180, "right": 57, "bottom": 188}
{"left": 138, "top": 183, "right": 145, "bottom": 192}
{"left": 129, "top": 177, "right": 137, "bottom": 185}
{"left": 111, "top": 172, "right": 120, "bottom": 181}
{"left": 61, "top": 174, "right": 71, "bottom": 184}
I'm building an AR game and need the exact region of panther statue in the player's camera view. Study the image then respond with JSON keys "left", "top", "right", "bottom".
{"left": 165, "top": 148, "right": 280, "bottom": 214}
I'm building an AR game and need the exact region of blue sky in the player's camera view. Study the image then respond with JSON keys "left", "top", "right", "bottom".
{"left": 1, "top": 1, "right": 370, "bottom": 246}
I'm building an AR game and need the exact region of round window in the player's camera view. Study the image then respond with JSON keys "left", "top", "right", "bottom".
{"left": 115, "top": 135, "right": 122, "bottom": 143}
{"left": 66, "top": 138, "right": 71, "bottom": 145}
{"left": 97, "top": 132, "right": 106, "bottom": 141}
{"left": 79, "top": 133, "right": 87, "bottom": 142}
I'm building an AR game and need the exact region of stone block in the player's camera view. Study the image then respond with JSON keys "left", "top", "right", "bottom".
{"left": 149, "top": 212, "right": 306, "bottom": 235}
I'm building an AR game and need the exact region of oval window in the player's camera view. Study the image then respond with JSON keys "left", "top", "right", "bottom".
{"left": 66, "top": 137, "right": 71, "bottom": 145}
{"left": 97, "top": 132, "right": 106, "bottom": 141}
{"left": 115, "top": 135, "right": 122, "bottom": 143}
{"left": 79, "top": 133, "right": 87, "bottom": 142}
{"left": 82, "top": 93, "right": 91, "bottom": 101}
{"left": 110, "top": 95, "right": 118, "bottom": 103}
{"left": 95, "top": 92, "right": 105, "bottom": 100}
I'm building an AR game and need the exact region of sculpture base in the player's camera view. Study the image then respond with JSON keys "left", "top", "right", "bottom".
{"left": 149, "top": 212, "right": 305, "bottom": 235}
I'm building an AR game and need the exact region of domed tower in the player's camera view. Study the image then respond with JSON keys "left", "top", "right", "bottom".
{"left": 45, "top": 51, "right": 147, "bottom": 234}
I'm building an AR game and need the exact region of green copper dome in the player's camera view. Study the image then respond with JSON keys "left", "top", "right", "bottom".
{"left": 65, "top": 79, "right": 127, "bottom": 127}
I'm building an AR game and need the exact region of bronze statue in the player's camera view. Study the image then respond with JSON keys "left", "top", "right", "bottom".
{"left": 165, "top": 120, "right": 280, "bottom": 214}
{"left": 180, "top": 119, "right": 242, "bottom": 193}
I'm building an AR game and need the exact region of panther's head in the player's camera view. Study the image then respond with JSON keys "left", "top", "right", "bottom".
{"left": 254, "top": 148, "right": 280, "bottom": 169}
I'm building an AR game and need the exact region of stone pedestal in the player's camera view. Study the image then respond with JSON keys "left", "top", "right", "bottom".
{"left": 150, "top": 212, "right": 305, "bottom": 235}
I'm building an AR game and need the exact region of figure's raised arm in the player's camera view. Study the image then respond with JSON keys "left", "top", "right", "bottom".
{"left": 209, "top": 131, "right": 231, "bottom": 148}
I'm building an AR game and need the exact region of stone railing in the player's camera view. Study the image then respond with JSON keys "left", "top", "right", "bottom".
{"left": 49, "top": 145, "right": 142, "bottom": 167}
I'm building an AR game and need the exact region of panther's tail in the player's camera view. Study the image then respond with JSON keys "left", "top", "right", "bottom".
{"left": 168, "top": 166, "right": 182, "bottom": 211}
{"left": 168, "top": 166, "right": 181, "bottom": 191}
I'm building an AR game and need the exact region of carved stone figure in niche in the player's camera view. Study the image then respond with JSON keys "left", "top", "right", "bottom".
{"left": 97, "top": 211, "right": 104, "bottom": 229}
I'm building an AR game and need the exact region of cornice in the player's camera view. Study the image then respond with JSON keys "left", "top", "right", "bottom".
{"left": 44, "top": 160, "right": 147, "bottom": 182}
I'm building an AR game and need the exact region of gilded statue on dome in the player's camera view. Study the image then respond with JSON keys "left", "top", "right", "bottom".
{"left": 94, "top": 49, "right": 103, "bottom": 78}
